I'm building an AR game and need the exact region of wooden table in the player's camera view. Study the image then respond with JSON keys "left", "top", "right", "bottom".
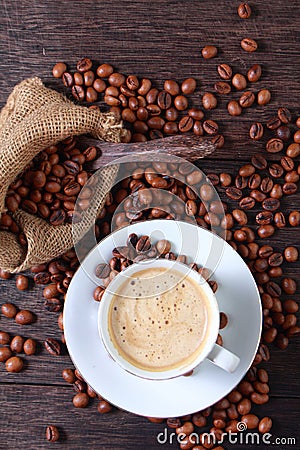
{"left": 0, "top": 1, "right": 299, "bottom": 448}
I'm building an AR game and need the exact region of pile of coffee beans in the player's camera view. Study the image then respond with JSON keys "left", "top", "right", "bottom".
{"left": 52, "top": 59, "right": 224, "bottom": 146}
{"left": 2, "top": 137, "right": 99, "bottom": 230}
{"left": 0, "top": 301, "right": 37, "bottom": 373}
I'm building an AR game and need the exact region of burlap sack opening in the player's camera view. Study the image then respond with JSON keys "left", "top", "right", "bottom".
{"left": 0, "top": 77, "right": 123, "bottom": 273}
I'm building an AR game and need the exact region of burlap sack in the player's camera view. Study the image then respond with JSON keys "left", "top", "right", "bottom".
{"left": 0, "top": 77, "right": 123, "bottom": 273}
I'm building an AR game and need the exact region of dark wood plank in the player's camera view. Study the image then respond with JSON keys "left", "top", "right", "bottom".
{"left": 0, "top": 385, "right": 299, "bottom": 449}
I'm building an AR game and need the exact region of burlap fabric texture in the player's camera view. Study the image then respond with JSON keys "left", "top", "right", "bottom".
{"left": 0, "top": 77, "right": 123, "bottom": 273}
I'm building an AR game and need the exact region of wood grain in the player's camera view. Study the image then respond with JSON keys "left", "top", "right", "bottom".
{"left": 0, "top": 0, "right": 299, "bottom": 449}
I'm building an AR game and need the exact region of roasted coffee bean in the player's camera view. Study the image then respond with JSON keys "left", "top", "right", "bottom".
{"left": 34, "top": 272, "right": 51, "bottom": 285}
{"left": 235, "top": 175, "right": 247, "bottom": 190}
{"left": 93, "top": 78, "right": 106, "bottom": 93}
{"left": 286, "top": 326, "right": 300, "bottom": 338}
{"left": 52, "top": 62, "right": 67, "bottom": 78}
{"left": 193, "top": 121, "right": 203, "bottom": 136}
{"left": 247, "top": 64, "right": 262, "bottom": 82}
{"left": 6, "top": 356, "right": 23, "bottom": 373}
{"left": 251, "top": 154, "right": 267, "bottom": 170}
{"left": 74, "top": 379, "right": 86, "bottom": 393}
{"left": 202, "top": 93, "right": 217, "bottom": 110}
{"left": 232, "top": 73, "right": 247, "bottom": 91}
{"left": 10, "top": 335, "right": 25, "bottom": 353}
{"left": 73, "top": 392, "right": 89, "bottom": 408}
{"left": 46, "top": 425, "right": 60, "bottom": 442}
{"left": 214, "top": 81, "right": 231, "bottom": 95}
{"left": 248, "top": 173, "right": 261, "bottom": 189}
{"left": 164, "top": 122, "right": 178, "bottom": 135}
{"left": 251, "top": 392, "right": 269, "bottom": 404}
{"left": 276, "top": 125, "right": 291, "bottom": 142}
{"left": 211, "top": 134, "right": 225, "bottom": 149}
{"left": 274, "top": 212, "right": 286, "bottom": 228}
{"left": 281, "top": 155, "right": 294, "bottom": 171}
{"left": 72, "top": 85, "right": 85, "bottom": 101}
{"left": 256, "top": 211, "right": 273, "bottom": 225}
{"left": 1, "top": 302, "right": 18, "bottom": 318}
{"left": 232, "top": 209, "right": 248, "bottom": 225}
{"left": 49, "top": 209, "right": 66, "bottom": 226}
{"left": 96, "top": 63, "right": 113, "bottom": 78}
{"left": 241, "top": 37, "right": 258, "bottom": 52}
{"left": 76, "top": 57, "right": 92, "bottom": 73}
{"left": 266, "top": 138, "right": 283, "bottom": 153}
{"left": 62, "top": 72, "right": 74, "bottom": 87}
{"left": 219, "top": 312, "right": 228, "bottom": 329}
{"left": 238, "top": 2, "right": 252, "bottom": 18}
{"left": 293, "top": 129, "right": 300, "bottom": 143}
{"left": 16, "top": 275, "right": 29, "bottom": 291}
{"left": 136, "top": 236, "right": 151, "bottom": 252}
{"left": 241, "top": 414, "right": 259, "bottom": 429}
{"left": 257, "top": 225, "right": 275, "bottom": 238}
{"left": 283, "top": 182, "right": 297, "bottom": 195}
{"left": 126, "top": 75, "right": 139, "bottom": 91}
{"left": 217, "top": 63, "right": 232, "bottom": 80}
{"left": 44, "top": 338, "right": 61, "bottom": 356}
{"left": 157, "top": 91, "right": 172, "bottom": 110}
{"left": 188, "top": 108, "right": 204, "bottom": 121}
{"left": 227, "top": 100, "right": 242, "bottom": 116}
{"left": 146, "top": 87, "right": 159, "bottom": 104}
{"left": 95, "top": 263, "right": 110, "bottom": 279}
{"left": 282, "top": 277, "right": 297, "bottom": 295}
{"left": 262, "top": 198, "right": 280, "bottom": 212}
{"left": 202, "top": 45, "right": 218, "bottom": 59}
{"left": 267, "top": 116, "right": 281, "bottom": 130}
{"left": 15, "top": 310, "right": 35, "bottom": 325}
{"left": 260, "top": 177, "right": 273, "bottom": 193}
{"left": 284, "top": 246, "right": 298, "bottom": 262}
{"left": 258, "top": 417, "right": 272, "bottom": 434}
{"left": 289, "top": 211, "right": 300, "bottom": 226}
{"left": 0, "top": 331, "right": 10, "bottom": 345}
{"left": 269, "top": 165, "right": 283, "bottom": 182}
{"left": 278, "top": 107, "right": 292, "bottom": 124}
{"left": 239, "top": 91, "right": 255, "bottom": 108}
{"left": 0, "top": 346, "right": 13, "bottom": 362}
{"left": 164, "top": 79, "right": 180, "bottom": 96}
{"left": 266, "top": 281, "right": 281, "bottom": 297}
{"left": 239, "top": 197, "right": 255, "bottom": 210}
{"left": 62, "top": 368, "right": 76, "bottom": 384}
{"left": 203, "top": 119, "right": 218, "bottom": 135}
{"left": 270, "top": 184, "right": 283, "bottom": 199}
{"left": 98, "top": 400, "right": 113, "bottom": 414}
{"left": 263, "top": 327, "right": 278, "bottom": 343}
{"left": 181, "top": 78, "right": 196, "bottom": 94}
{"left": 179, "top": 116, "right": 194, "bottom": 132}
{"left": 250, "top": 122, "right": 264, "bottom": 140}
{"left": 108, "top": 72, "right": 126, "bottom": 87}
{"left": 44, "top": 298, "right": 62, "bottom": 312}
{"left": 23, "top": 338, "right": 37, "bottom": 355}
{"left": 226, "top": 187, "right": 242, "bottom": 200}
{"left": 257, "top": 89, "right": 271, "bottom": 106}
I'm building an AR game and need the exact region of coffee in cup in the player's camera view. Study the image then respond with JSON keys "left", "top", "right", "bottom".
{"left": 99, "top": 259, "right": 240, "bottom": 379}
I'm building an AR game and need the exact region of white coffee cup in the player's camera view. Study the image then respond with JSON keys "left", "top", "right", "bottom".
{"left": 98, "top": 258, "right": 239, "bottom": 380}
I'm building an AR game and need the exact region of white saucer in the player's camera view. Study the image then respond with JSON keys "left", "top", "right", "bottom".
{"left": 64, "top": 220, "right": 262, "bottom": 418}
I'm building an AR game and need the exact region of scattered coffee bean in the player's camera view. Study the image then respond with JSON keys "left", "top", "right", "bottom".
{"left": 73, "top": 392, "right": 89, "bottom": 408}
{"left": 247, "top": 64, "right": 262, "bottom": 82}
{"left": 257, "top": 89, "right": 271, "bottom": 106}
{"left": 1, "top": 302, "right": 18, "bottom": 318}
{"left": 202, "top": 45, "right": 218, "bottom": 59}
{"left": 23, "top": 338, "right": 37, "bottom": 355}
{"left": 98, "top": 400, "right": 113, "bottom": 414}
{"left": 5, "top": 356, "right": 23, "bottom": 372}
{"left": 227, "top": 100, "right": 242, "bottom": 116}
{"left": 238, "top": 3, "right": 252, "bottom": 18}
{"left": 10, "top": 335, "right": 25, "bottom": 353}
{"left": 44, "top": 338, "right": 61, "bottom": 356}
{"left": 250, "top": 122, "right": 264, "bottom": 140}
{"left": 241, "top": 37, "right": 258, "bottom": 52}
{"left": 15, "top": 310, "right": 35, "bottom": 325}
{"left": 52, "top": 62, "right": 67, "bottom": 78}
{"left": 278, "top": 107, "right": 292, "bottom": 124}
{"left": 0, "top": 346, "right": 13, "bottom": 362}
{"left": 217, "top": 64, "right": 232, "bottom": 80}
{"left": 46, "top": 425, "right": 60, "bottom": 442}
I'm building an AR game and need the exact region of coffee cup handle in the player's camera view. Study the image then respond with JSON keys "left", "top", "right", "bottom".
{"left": 207, "top": 344, "right": 240, "bottom": 373}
